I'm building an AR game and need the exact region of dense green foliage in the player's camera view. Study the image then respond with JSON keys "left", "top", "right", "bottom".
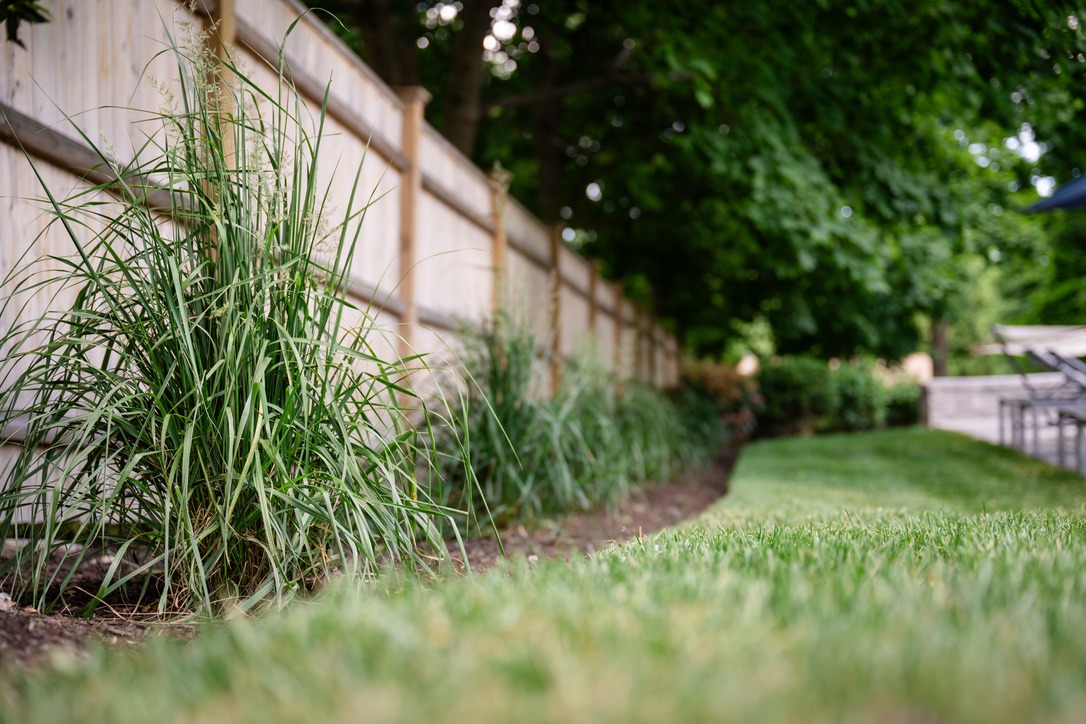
{"left": 0, "top": 27, "right": 462, "bottom": 616}
{"left": 756, "top": 357, "right": 918, "bottom": 436}
{"left": 0, "top": 0, "right": 49, "bottom": 47}
{"left": 307, "top": 1, "right": 1086, "bottom": 360}
{"left": 884, "top": 381, "right": 923, "bottom": 428}
{"left": 1021, "top": 214, "right": 1086, "bottom": 325}
{"left": 432, "top": 316, "right": 725, "bottom": 533}
{"left": 755, "top": 357, "right": 835, "bottom": 436}
{"left": 4, "top": 430, "right": 1086, "bottom": 723}
{"left": 830, "top": 362, "right": 887, "bottom": 432}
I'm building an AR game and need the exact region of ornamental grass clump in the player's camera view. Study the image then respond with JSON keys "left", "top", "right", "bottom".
{"left": 432, "top": 313, "right": 724, "bottom": 534}
{"left": 431, "top": 315, "right": 561, "bottom": 531}
{"left": 0, "top": 22, "right": 457, "bottom": 616}
{"left": 555, "top": 356, "right": 721, "bottom": 505}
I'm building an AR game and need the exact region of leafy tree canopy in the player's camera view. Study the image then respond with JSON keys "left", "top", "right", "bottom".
{"left": 309, "top": 0, "right": 1086, "bottom": 359}
{"left": 1, "top": 0, "right": 50, "bottom": 48}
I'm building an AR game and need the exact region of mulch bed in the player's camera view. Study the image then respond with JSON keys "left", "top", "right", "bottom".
{"left": 450, "top": 449, "right": 737, "bottom": 573}
{"left": 0, "top": 604, "right": 162, "bottom": 672}
{"left": 0, "top": 447, "right": 738, "bottom": 673}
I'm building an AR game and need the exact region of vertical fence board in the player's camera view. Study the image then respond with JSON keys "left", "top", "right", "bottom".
{"left": 506, "top": 247, "right": 553, "bottom": 342}
{"left": 236, "top": 0, "right": 404, "bottom": 146}
{"left": 394, "top": 87, "right": 429, "bottom": 361}
{"left": 595, "top": 310, "right": 617, "bottom": 371}
{"left": 415, "top": 190, "right": 492, "bottom": 323}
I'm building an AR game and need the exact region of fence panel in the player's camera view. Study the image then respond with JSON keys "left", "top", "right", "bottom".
{"left": 415, "top": 189, "right": 493, "bottom": 324}
{"left": 0, "top": 0, "right": 681, "bottom": 393}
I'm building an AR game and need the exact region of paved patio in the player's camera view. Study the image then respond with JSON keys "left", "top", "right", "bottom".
{"left": 924, "top": 372, "right": 1081, "bottom": 472}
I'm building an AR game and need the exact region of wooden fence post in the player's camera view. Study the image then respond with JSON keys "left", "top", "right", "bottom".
{"left": 648, "top": 322, "right": 658, "bottom": 387}
{"left": 394, "top": 87, "right": 431, "bottom": 365}
{"left": 549, "top": 223, "right": 564, "bottom": 393}
{"left": 662, "top": 335, "right": 669, "bottom": 387}
{"left": 199, "top": 0, "right": 238, "bottom": 262}
{"left": 664, "top": 336, "right": 673, "bottom": 388}
{"left": 588, "top": 261, "right": 599, "bottom": 338}
{"left": 636, "top": 307, "right": 647, "bottom": 382}
{"left": 489, "top": 166, "right": 513, "bottom": 320}
{"left": 209, "top": 0, "right": 237, "bottom": 66}
{"left": 613, "top": 282, "right": 624, "bottom": 377}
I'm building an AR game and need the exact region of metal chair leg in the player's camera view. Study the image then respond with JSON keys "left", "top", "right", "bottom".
{"left": 1058, "top": 413, "right": 1066, "bottom": 468}
{"left": 999, "top": 402, "right": 1006, "bottom": 446}
{"left": 1077, "top": 422, "right": 1085, "bottom": 476}
{"left": 1032, "top": 406, "right": 1041, "bottom": 456}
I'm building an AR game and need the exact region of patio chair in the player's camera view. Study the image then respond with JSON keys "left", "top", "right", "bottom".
{"left": 984, "top": 326, "right": 1086, "bottom": 454}
{"left": 1035, "top": 350, "right": 1086, "bottom": 471}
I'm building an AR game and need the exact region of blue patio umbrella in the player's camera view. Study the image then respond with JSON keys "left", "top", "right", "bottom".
{"left": 1027, "top": 174, "right": 1086, "bottom": 211}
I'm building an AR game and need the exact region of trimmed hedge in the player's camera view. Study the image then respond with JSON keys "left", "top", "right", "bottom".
{"left": 756, "top": 356, "right": 835, "bottom": 436}
{"left": 756, "top": 357, "right": 920, "bottom": 437}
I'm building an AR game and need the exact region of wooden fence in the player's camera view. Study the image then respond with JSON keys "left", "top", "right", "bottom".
{"left": 0, "top": 0, "right": 681, "bottom": 401}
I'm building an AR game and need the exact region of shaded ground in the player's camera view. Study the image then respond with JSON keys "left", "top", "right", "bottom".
{"left": 0, "top": 605, "right": 162, "bottom": 672}
{"left": 0, "top": 449, "right": 736, "bottom": 672}
{"left": 451, "top": 451, "right": 736, "bottom": 573}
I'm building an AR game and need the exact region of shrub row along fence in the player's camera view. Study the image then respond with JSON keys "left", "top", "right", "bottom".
{"left": 0, "top": 0, "right": 680, "bottom": 428}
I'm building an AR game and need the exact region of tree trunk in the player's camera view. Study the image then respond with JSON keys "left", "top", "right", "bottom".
{"left": 931, "top": 317, "right": 949, "bottom": 377}
{"left": 440, "top": 0, "right": 493, "bottom": 156}
{"left": 327, "top": 0, "right": 418, "bottom": 87}
{"left": 534, "top": 43, "right": 562, "bottom": 221}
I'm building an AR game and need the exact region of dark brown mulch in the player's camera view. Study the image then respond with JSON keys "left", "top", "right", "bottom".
{"left": 0, "top": 446, "right": 739, "bottom": 672}
{"left": 0, "top": 604, "right": 158, "bottom": 673}
{"left": 449, "top": 448, "right": 738, "bottom": 574}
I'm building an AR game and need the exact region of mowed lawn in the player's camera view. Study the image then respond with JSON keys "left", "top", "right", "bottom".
{"left": 4, "top": 428, "right": 1086, "bottom": 723}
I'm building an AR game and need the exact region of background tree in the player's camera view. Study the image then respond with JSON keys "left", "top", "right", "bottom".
{"left": 1, "top": 0, "right": 50, "bottom": 47}
{"left": 309, "top": 0, "right": 1086, "bottom": 361}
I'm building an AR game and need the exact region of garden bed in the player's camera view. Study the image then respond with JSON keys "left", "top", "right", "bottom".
{"left": 451, "top": 449, "right": 735, "bottom": 573}
{"left": 0, "top": 450, "right": 736, "bottom": 672}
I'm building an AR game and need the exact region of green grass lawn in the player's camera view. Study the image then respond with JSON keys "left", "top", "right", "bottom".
{"left": 5, "top": 428, "right": 1086, "bottom": 723}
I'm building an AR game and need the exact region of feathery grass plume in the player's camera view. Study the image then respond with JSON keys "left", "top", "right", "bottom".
{"left": 0, "top": 16, "right": 459, "bottom": 616}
